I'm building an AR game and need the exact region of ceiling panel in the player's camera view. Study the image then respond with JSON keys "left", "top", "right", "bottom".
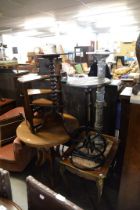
{"left": 0, "top": 0, "right": 140, "bottom": 36}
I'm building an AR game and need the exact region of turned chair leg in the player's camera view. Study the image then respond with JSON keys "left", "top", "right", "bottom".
{"left": 96, "top": 174, "right": 105, "bottom": 201}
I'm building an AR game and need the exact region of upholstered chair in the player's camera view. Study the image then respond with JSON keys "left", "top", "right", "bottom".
{"left": 0, "top": 168, "right": 12, "bottom": 200}
{"left": 0, "top": 137, "right": 35, "bottom": 172}
{"left": 0, "top": 107, "right": 35, "bottom": 172}
{"left": 26, "top": 175, "right": 83, "bottom": 210}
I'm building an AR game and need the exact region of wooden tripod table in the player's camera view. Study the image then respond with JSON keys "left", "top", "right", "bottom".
{"left": 16, "top": 113, "right": 79, "bottom": 166}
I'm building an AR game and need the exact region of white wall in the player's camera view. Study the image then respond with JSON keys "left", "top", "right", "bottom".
{"left": 2, "top": 34, "right": 41, "bottom": 63}
{"left": 2, "top": 30, "right": 139, "bottom": 63}
{"left": 97, "top": 30, "right": 139, "bottom": 52}
{"left": 39, "top": 31, "right": 97, "bottom": 53}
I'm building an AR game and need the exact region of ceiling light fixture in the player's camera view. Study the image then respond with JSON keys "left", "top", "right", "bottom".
{"left": 13, "top": 30, "right": 43, "bottom": 37}
{"left": 23, "top": 16, "right": 56, "bottom": 29}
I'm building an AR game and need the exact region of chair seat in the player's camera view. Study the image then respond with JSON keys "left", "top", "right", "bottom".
{"left": 32, "top": 98, "right": 53, "bottom": 106}
{"left": 28, "top": 89, "right": 53, "bottom": 95}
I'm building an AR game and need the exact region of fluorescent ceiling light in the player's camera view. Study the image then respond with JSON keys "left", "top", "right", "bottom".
{"left": 13, "top": 30, "right": 43, "bottom": 37}
{"left": 23, "top": 17, "right": 56, "bottom": 29}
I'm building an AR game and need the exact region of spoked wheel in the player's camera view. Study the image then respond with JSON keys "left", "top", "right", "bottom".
{"left": 70, "top": 126, "right": 107, "bottom": 170}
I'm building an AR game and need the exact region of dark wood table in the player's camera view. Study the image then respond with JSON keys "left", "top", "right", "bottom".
{"left": 62, "top": 77, "right": 120, "bottom": 136}
{"left": 0, "top": 198, "right": 22, "bottom": 210}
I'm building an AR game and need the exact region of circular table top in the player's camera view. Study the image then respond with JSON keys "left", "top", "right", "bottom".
{"left": 16, "top": 120, "right": 70, "bottom": 148}
{"left": 0, "top": 198, "right": 22, "bottom": 210}
{"left": 66, "top": 76, "right": 110, "bottom": 88}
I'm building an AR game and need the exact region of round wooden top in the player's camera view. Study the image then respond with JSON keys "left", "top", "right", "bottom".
{"left": 16, "top": 120, "right": 70, "bottom": 148}
{"left": 0, "top": 198, "right": 22, "bottom": 210}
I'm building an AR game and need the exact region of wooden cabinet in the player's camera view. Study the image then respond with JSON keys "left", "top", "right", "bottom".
{"left": 62, "top": 83, "right": 119, "bottom": 136}
{"left": 118, "top": 97, "right": 140, "bottom": 210}
{"left": 0, "top": 68, "right": 29, "bottom": 104}
{"left": 74, "top": 46, "right": 93, "bottom": 65}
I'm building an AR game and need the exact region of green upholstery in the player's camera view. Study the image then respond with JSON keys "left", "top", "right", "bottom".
{"left": 75, "top": 64, "right": 84, "bottom": 74}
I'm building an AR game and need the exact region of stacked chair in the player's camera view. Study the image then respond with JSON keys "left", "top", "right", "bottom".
{"left": 17, "top": 55, "right": 79, "bottom": 180}
{"left": 17, "top": 55, "right": 79, "bottom": 137}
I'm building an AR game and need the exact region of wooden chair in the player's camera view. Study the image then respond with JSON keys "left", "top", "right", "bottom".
{"left": 59, "top": 134, "right": 118, "bottom": 200}
{"left": 26, "top": 175, "right": 84, "bottom": 210}
{"left": 0, "top": 168, "right": 12, "bottom": 200}
{"left": 18, "top": 72, "right": 63, "bottom": 133}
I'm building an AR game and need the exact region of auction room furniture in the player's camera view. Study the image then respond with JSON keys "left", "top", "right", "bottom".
{"left": 17, "top": 54, "right": 80, "bottom": 180}
{"left": 74, "top": 46, "right": 94, "bottom": 65}
{"left": 0, "top": 137, "right": 35, "bottom": 172}
{"left": 60, "top": 133, "right": 118, "bottom": 199}
{"left": 16, "top": 112, "right": 79, "bottom": 169}
{"left": 18, "top": 73, "right": 52, "bottom": 133}
{"left": 18, "top": 54, "right": 64, "bottom": 133}
{"left": 0, "top": 68, "right": 29, "bottom": 104}
{"left": 60, "top": 77, "right": 118, "bottom": 199}
{"left": 117, "top": 87, "right": 132, "bottom": 173}
{"left": 62, "top": 80, "right": 120, "bottom": 136}
{"left": 0, "top": 107, "right": 24, "bottom": 146}
{"left": 118, "top": 89, "right": 140, "bottom": 210}
{"left": 0, "top": 98, "right": 16, "bottom": 115}
{"left": 0, "top": 168, "right": 22, "bottom": 209}
{"left": 26, "top": 175, "right": 83, "bottom": 210}
{"left": 0, "top": 107, "right": 35, "bottom": 172}
{"left": 0, "top": 168, "right": 12, "bottom": 200}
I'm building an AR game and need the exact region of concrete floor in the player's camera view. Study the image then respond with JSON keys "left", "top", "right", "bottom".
{"left": 10, "top": 158, "right": 120, "bottom": 210}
